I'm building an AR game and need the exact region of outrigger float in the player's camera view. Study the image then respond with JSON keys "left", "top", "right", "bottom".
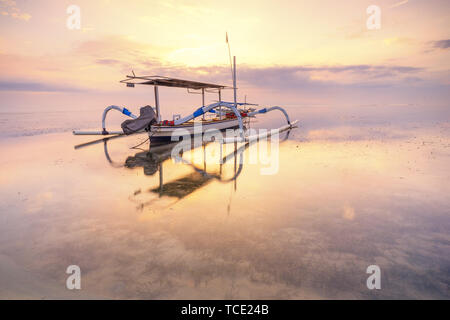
{"left": 73, "top": 56, "right": 298, "bottom": 144}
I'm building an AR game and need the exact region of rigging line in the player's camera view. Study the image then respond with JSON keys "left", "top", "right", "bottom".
{"left": 130, "top": 137, "right": 150, "bottom": 150}
{"left": 130, "top": 128, "right": 157, "bottom": 150}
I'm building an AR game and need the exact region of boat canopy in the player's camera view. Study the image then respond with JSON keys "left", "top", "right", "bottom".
{"left": 120, "top": 75, "right": 229, "bottom": 90}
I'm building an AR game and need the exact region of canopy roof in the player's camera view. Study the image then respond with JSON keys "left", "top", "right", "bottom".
{"left": 120, "top": 75, "right": 229, "bottom": 90}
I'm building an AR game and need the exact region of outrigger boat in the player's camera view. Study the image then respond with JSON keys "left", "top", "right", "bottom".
{"left": 73, "top": 56, "right": 298, "bottom": 144}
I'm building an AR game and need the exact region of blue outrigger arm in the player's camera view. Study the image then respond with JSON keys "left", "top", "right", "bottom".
{"left": 174, "top": 101, "right": 247, "bottom": 138}
{"left": 101, "top": 105, "right": 137, "bottom": 134}
{"left": 175, "top": 102, "right": 236, "bottom": 124}
{"left": 174, "top": 101, "right": 295, "bottom": 142}
{"left": 73, "top": 105, "right": 137, "bottom": 135}
{"left": 247, "top": 106, "right": 291, "bottom": 125}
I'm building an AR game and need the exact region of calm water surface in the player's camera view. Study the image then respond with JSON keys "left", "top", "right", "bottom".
{"left": 0, "top": 110, "right": 449, "bottom": 299}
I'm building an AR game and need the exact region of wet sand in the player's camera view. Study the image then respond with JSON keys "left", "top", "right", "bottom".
{"left": 0, "top": 122, "right": 449, "bottom": 299}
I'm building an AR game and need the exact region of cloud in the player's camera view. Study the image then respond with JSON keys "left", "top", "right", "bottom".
{"left": 0, "top": 0, "right": 31, "bottom": 21}
{"left": 0, "top": 80, "right": 84, "bottom": 92}
{"left": 0, "top": 40, "right": 430, "bottom": 95}
{"left": 423, "top": 39, "right": 450, "bottom": 54}
{"left": 383, "top": 37, "right": 415, "bottom": 46}
{"left": 74, "top": 36, "right": 168, "bottom": 73}
{"left": 431, "top": 39, "right": 450, "bottom": 49}
{"left": 137, "top": 64, "right": 424, "bottom": 92}
{"left": 0, "top": 34, "right": 436, "bottom": 97}
{"left": 232, "top": 64, "right": 424, "bottom": 90}
{"left": 390, "top": 0, "right": 409, "bottom": 9}
{"left": 65, "top": 36, "right": 428, "bottom": 91}
{"left": 95, "top": 59, "right": 122, "bottom": 66}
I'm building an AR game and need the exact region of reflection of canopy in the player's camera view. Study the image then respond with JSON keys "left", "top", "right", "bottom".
{"left": 120, "top": 75, "right": 229, "bottom": 90}
{"left": 149, "top": 171, "right": 214, "bottom": 199}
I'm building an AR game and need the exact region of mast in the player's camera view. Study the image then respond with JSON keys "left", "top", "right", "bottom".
{"left": 233, "top": 56, "right": 237, "bottom": 108}
{"left": 226, "top": 33, "right": 237, "bottom": 109}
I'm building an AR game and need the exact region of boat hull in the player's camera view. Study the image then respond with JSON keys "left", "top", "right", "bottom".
{"left": 149, "top": 118, "right": 241, "bottom": 145}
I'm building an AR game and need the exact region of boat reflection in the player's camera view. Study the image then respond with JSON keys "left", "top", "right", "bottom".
{"left": 122, "top": 140, "right": 246, "bottom": 209}
{"left": 75, "top": 129, "right": 291, "bottom": 209}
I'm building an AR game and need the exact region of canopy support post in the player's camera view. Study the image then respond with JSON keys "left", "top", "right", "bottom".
{"left": 154, "top": 85, "right": 161, "bottom": 122}
{"left": 218, "top": 89, "right": 222, "bottom": 120}
{"left": 202, "top": 88, "right": 205, "bottom": 120}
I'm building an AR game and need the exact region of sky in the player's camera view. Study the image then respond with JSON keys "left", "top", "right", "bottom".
{"left": 0, "top": 0, "right": 449, "bottom": 113}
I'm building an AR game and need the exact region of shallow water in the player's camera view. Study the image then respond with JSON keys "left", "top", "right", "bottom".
{"left": 0, "top": 113, "right": 449, "bottom": 299}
